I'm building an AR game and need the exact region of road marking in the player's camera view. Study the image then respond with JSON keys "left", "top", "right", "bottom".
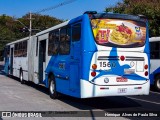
{"left": 127, "top": 97, "right": 160, "bottom": 105}
{"left": 150, "top": 91, "right": 160, "bottom": 95}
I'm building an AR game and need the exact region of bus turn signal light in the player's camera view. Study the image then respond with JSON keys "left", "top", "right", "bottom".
{"left": 144, "top": 65, "right": 148, "bottom": 69}
{"left": 91, "top": 71, "right": 96, "bottom": 77}
{"left": 120, "top": 56, "right": 125, "bottom": 61}
{"left": 92, "top": 64, "right": 97, "bottom": 69}
{"left": 145, "top": 71, "right": 148, "bottom": 76}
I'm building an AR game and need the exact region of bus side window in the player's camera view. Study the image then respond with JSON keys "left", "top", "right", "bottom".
{"left": 54, "top": 30, "right": 59, "bottom": 54}
{"left": 17, "top": 43, "right": 20, "bottom": 57}
{"left": 72, "top": 23, "right": 81, "bottom": 42}
{"left": 4, "top": 47, "right": 7, "bottom": 60}
{"left": 15, "top": 43, "right": 18, "bottom": 57}
{"left": 150, "top": 42, "right": 160, "bottom": 59}
{"left": 48, "top": 32, "right": 53, "bottom": 56}
{"left": 59, "top": 27, "right": 71, "bottom": 55}
{"left": 48, "top": 30, "right": 59, "bottom": 56}
{"left": 14, "top": 44, "right": 16, "bottom": 57}
{"left": 23, "top": 40, "right": 27, "bottom": 57}
{"left": 19, "top": 42, "right": 22, "bottom": 57}
{"left": 7, "top": 46, "right": 10, "bottom": 57}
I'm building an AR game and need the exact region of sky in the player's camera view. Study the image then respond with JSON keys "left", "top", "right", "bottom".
{"left": 0, "top": 0, "right": 122, "bottom": 20}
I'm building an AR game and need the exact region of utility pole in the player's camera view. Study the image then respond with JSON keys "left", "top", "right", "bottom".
{"left": 29, "top": 12, "right": 32, "bottom": 37}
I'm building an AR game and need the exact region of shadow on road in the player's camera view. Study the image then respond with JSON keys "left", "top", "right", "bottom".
{"left": 22, "top": 81, "right": 142, "bottom": 111}
{"left": 22, "top": 81, "right": 134, "bottom": 110}
{"left": 58, "top": 95, "right": 141, "bottom": 110}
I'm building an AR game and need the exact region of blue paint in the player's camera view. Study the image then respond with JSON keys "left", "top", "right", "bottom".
{"left": 81, "top": 14, "right": 97, "bottom": 81}
{"left": 144, "top": 21, "right": 150, "bottom": 54}
{"left": 82, "top": 14, "right": 97, "bottom": 52}
{"left": 44, "top": 15, "right": 87, "bottom": 97}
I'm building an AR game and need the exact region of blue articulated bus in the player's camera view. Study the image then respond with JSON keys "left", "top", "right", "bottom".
{"left": 4, "top": 11, "right": 150, "bottom": 99}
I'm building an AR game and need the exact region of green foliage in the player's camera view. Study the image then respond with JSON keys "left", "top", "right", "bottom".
{"left": 105, "top": 0, "right": 160, "bottom": 37}
{"left": 21, "top": 13, "right": 63, "bottom": 34}
{"left": 0, "top": 13, "right": 63, "bottom": 60}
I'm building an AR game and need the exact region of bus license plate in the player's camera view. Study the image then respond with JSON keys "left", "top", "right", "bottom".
{"left": 118, "top": 88, "right": 127, "bottom": 93}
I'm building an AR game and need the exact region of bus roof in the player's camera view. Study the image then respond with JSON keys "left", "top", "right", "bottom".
{"left": 6, "top": 36, "right": 30, "bottom": 46}
{"left": 6, "top": 12, "right": 147, "bottom": 46}
{"left": 36, "top": 20, "right": 69, "bottom": 36}
{"left": 149, "top": 37, "right": 160, "bottom": 42}
{"left": 36, "top": 15, "right": 83, "bottom": 36}
{"left": 90, "top": 12, "right": 146, "bottom": 22}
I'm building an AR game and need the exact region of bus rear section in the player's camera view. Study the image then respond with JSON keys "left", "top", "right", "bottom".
{"left": 80, "top": 13, "right": 150, "bottom": 98}
{"left": 81, "top": 51, "right": 149, "bottom": 98}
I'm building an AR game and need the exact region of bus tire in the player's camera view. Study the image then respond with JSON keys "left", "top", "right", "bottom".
{"left": 155, "top": 75, "right": 160, "bottom": 92}
{"left": 49, "top": 75, "right": 58, "bottom": 99}
{"left": 20, "top": 71, "right": 25, "bottom": 84}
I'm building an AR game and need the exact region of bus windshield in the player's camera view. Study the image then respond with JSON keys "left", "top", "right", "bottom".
{"left": 91, "top": 18, "right": 146, "bottom": 48}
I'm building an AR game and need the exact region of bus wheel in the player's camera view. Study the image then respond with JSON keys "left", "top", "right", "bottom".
{"left": 20, "top": 71, "right": 25, "bottom": 84}
{"left": 49, "top": 75, "right": 58, "bottom": 99}
{"left": 155, "top": 75, "right": 160, "bottom": 92}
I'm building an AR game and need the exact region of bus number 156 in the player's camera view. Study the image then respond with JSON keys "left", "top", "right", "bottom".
{"left": 99, "top": 62, "right": 116, "bottom": 68}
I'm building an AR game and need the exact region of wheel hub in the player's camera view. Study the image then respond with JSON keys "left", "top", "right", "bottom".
{"left": 50, "top": 81, "right": 55, "bottom": 94}
{"left": 157, "top": 79, "right": 160, "bottom": 89}
{"left": 20, "top": 74, "right": 23, "bottom": 81}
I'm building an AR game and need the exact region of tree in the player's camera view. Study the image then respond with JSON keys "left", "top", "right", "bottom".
{"left": 0, "top": 13, "right": 63, "bottom": 60}
{"left": 106, "top": 0, "right": 160, "bottom": 37}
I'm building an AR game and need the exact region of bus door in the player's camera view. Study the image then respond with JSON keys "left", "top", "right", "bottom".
{"left": 4, "top": 46, "right": 10, "bottom": 74}
{"left": 69, "top": 23, "right": 81, "bottom": 91}
{"left": 10, "top": 47, "right": 13, "bottom": 75}
{"left": 38, "top": 40, "right": 46, "bottom": 83}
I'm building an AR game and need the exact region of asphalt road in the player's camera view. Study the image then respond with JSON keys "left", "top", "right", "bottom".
{"left": 0, "top": 62, "right": 160, "bottom": 120}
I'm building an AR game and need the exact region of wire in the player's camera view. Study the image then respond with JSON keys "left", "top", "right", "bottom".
{"left": 35, "top": 0, "right": 77, "bottom": 14}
